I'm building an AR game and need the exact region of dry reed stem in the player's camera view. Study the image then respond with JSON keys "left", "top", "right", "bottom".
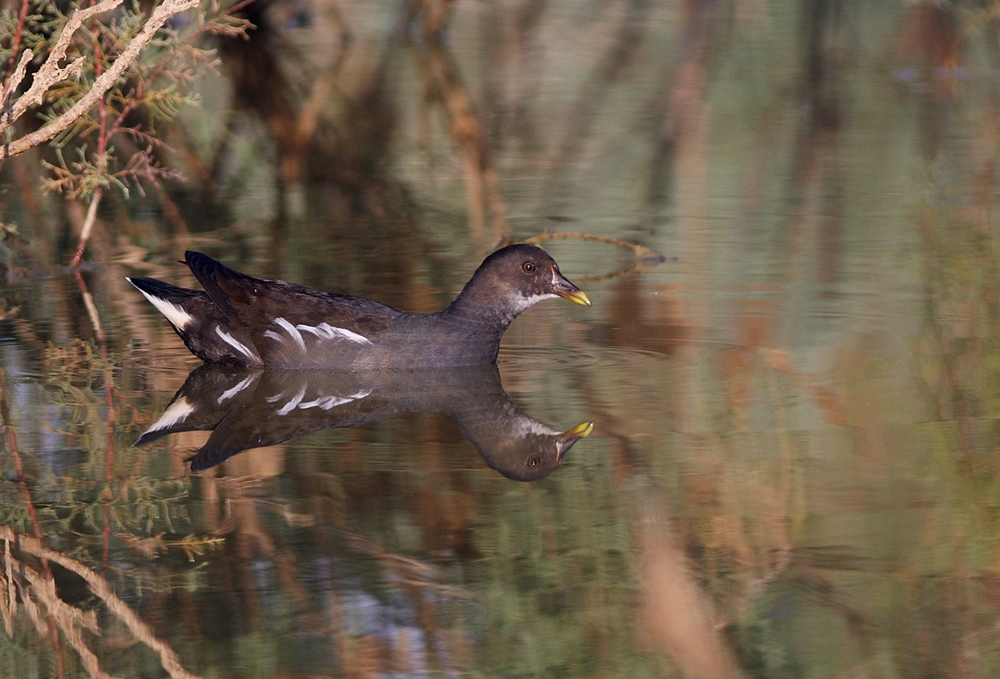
{"left": 1, "top": 528, "right": 202, "bottom": 679}
{"left": 0, "top": 0, "right": 201, "bottom": 160}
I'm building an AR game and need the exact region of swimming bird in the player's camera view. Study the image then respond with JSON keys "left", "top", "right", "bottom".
{"left": 127, "top": 244, "right": 590, "bottom": 369}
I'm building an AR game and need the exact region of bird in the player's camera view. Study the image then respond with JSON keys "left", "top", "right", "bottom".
{"left": 134, "top": 364, "right": 594, "bottom": 480}
{"left": 127, "top": 244, "right": 591, "bottom": 369}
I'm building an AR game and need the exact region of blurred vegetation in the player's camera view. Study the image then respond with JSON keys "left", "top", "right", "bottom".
{"left": 2, "top": 0, "right": 1000, "bottom": 677}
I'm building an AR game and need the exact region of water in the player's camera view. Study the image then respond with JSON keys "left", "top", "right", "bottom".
{"left": 1, "top": 0, "right": 999, "bottom": 677}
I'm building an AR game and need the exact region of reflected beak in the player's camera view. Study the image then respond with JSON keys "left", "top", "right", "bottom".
{"left": 552, "top": 272, "right": 592, "bottom": 306}
{"left": 555, "top": 420, "right": 595, "bottom": 464}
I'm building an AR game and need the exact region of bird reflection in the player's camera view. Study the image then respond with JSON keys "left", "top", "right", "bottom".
{"left": 135, "top": 365, "right": 593, "bottom": 481}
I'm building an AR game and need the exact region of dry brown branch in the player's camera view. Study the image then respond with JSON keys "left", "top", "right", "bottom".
{"left": 0, "top": 0, "right": 122, "bottom": 131}
{"left": 1, "top": 49, "right": 33, "bottom": 111}
{"left": 0, "top": 573, "right": 10, "bottom": 637}
{"left": 3, "top": 0, "right": 33, "bottom": 93}
{"left": 420, "top": 42, "right": 509, "bottom": 243}
{"left": 282, "top": 7, "right": 353, "bottom": 182}
{"left": 15, "top": 576, "right": 49, "bottom": 638}
{"left": 522, "top": 232, "right": 668, "bottom": 282}
{"left": 0, "top": 527, "right": 202, "bottom": 679}
{"left": 523, "top": 232, "right": 664, "bottom": 259}
{"left": 1, "top": 538, "right": 12, "bottom": 636}
{"left": 22, "top": 567, "right": 115, "bottom": 679}
{"left": 0, "top": 0, "right": 201, "bottom": 160}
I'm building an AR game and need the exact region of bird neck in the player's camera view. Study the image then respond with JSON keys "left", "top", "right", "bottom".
{"left": 443, "top": 275, "right": 521, "bottom": 333}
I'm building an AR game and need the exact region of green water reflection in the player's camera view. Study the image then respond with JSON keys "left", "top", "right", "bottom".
{"left": 1, "top": 0, "right": 1000, "bottom": 677}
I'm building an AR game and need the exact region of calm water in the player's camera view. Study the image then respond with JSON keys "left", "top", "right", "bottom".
{"left": 1, "top": 1, "right": 998, "bottom": 677}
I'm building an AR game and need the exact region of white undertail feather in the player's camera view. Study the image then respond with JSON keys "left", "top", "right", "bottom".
{"left": 215, "top": 326, "right": 258, "bottom": 361}
{"left": 143, "top": 397, "right": 194, "bottom": 434}
{"left": 129, "top": 280, "right": 193, "bottom": 330}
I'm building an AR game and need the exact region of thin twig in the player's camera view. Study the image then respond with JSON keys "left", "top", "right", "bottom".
{"left": 70, "top": 189, "right": 102, "bottom": 267}
{"left": 1, "top": 50, "right": 32, "bottom": 114}
{"left": 2, "top": 0, "right": 33, "bottom": 91}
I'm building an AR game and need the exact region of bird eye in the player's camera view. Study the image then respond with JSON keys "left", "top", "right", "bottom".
{"left": 522, "top": 262, "right": 536, "bottom": 273}
{"left": 527, "top": 456, "right": 540, "bottom": 467}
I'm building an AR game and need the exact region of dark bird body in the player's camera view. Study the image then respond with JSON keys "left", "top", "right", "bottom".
{"left": 127, "top": 244, "right": 590, "bottom": 369}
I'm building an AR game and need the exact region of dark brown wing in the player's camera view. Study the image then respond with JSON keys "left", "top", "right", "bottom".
{"left": 182, "top": 251, "right": 412, "bottom": 366}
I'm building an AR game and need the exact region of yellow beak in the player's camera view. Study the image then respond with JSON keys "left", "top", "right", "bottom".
{"left": 552, "top": 271, "right": 592, "bottom": 306}
{"left": 556, "top": 288, "right": 592, "bottom": 306}
{"left": 561, "top": 421, "right": 595, "bottom": 438}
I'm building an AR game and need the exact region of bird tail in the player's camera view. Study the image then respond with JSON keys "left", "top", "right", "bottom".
{"left": 127, "top": 276, "right": 263, "bottom": 366}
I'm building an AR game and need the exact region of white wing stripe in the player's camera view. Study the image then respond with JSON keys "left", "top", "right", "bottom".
{"left": 298, "top": 389, "right": 371, "bottom": 410}
{"left": 217, "top": 375, "right": 256, "bottom": 404}
{"left": 215, "top": 326, "right": 257, "bottom": 360}
{"left": 275, "top": 317, "right": 307, "bottom": 353}
{"left": 266, "top": 318, "right": 372, "bottom": 352}
{"left": 297, "top": 322, "right": 371, "bottom": 345}
{"left": 276, "top": 385, "right": 307, "bottom": 415}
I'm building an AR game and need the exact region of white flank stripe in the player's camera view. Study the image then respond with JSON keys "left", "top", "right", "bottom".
{"left": 297, "top": 322, "right": 372, "bottom": 345}
{"left": 131, "top": 284, "right": 193, "bottom": 330}
{"left": 263, "top": 330, "right": 282, "bottom": 343}
{"left": 275, "top": 318, "right": 307, "bottom": 353}
{"left": 145, "top": 397, "right": 194, "bottom": 433}
{"left": 299, "top": 389, "right": 371, "bottom": 411}
{"left": 215, "top": 326, "right": 256, "bottom": 361}
{"left": 276, "top": 385, "right": 307, "bottom": 416}
{"left": 217, "top": 375, "right": 257, "bottom": 404}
